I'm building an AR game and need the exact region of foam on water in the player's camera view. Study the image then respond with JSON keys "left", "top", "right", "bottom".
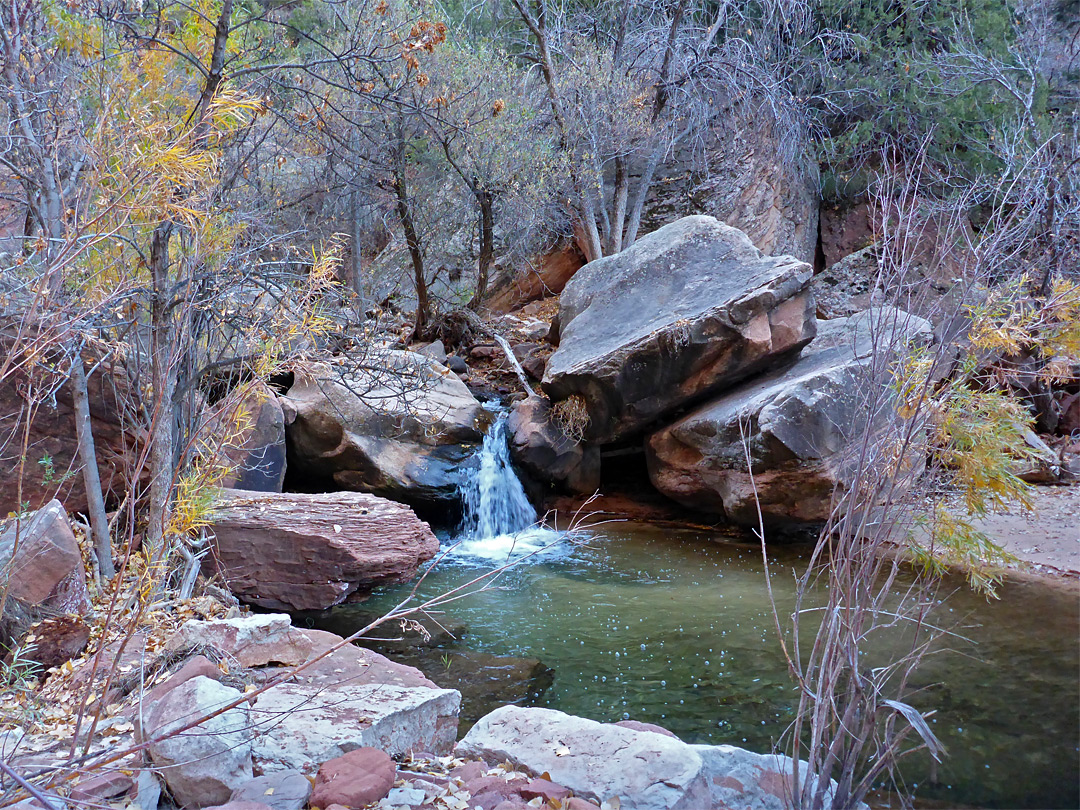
{"left": 450, "top": 412, "right": 567, "bottom": 563}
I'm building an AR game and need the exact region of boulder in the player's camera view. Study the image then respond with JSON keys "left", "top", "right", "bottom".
{"left": 198, "top": 382, "right": 287, "bottom": 493}
{"left": 455, "top": 706, "right": 710, "bottom": 810}
{"left": 144, "top": 655, "right": 222, "bottom": 707}
{"left": 0, "top": 500, "right": 89, "bottom": 614}
{"left": 457, "top": 706, "right": 847, "bottom": 810}
{"left": 507, "top": 397, "right": 600, "bottom": 494}
{"left": 230, "top": 771, "right": 311, "bottom": 810}
{"left": 310, "top": 748, "right": 395, "bottom": 809}
{"left": 166, "top": 614, "right": 313, "bottom": 667}
{"left": 141, "top": 676, "right": 253, "bottom": 808}
{"left": 281, "top": 354, "right": 491, "bottom": 506}
{"left": 0, "top": 346, "right": 134, "bottom": 518}
{"left": 16, "top": 615, "right": 90, "bottom": 670}
{"left": 692, "top": 744, "right": 845, "bottom": 810}
{"left": 207, "top": 490, "right": 438, "bottom": 612}
{"left": 811, "top": 246, "right": 881, "bottom": 320}
{"left": 647, "top": 308, "right": 932, "bottom": 527}
{"left": 250, "top": 628, "right": 460, "bottom": 772}
{"left": 542, "top": 216, "right": 815, "bottom": 442}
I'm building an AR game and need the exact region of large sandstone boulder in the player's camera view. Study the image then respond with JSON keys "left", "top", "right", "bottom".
{"left": 543, "top": 216, "right": 815, "bottom": 442}
{"left": 207, "top": 490, "right": 438, "bottom": 611}
{"left": 166, "top": 614, "right": 313, "bottom": 667}
{"left": 197, "top": 382, "right": 287, "bottom": 493}
{"left": 507, "top": 396, "right": 600, "bottom": 494}
{"left": 281, "top": 353, "right": 491, "bottom": 506}
{"left": 142, "top": 676, "right": 253, "bottom": 808}
{"left": 456, "top": 706, "right": 709, "bottom": 810}
{"left": 0, "top": 500, "right": 89, "bottom": 615}
{"left": 647, "top": 308, "right": 932, "bottom": 527}
{"left": 251, "top": 629, "right": 461, "bottom": 772}
{"left": 457, "top": 706, "right": 844, "bottom": 810}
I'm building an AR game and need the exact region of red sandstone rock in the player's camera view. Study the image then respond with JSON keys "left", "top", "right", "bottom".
{"left": 310, "top": 748, "right": 395, "bottom": 809}
{"left": 520, "top": 778, "right": 572, "bottom": 802}
{"left": 207, "top": 490, "right": 439, "bottom": 612}
{"left": 0, "top": 500, "right": 89, "bottom": 614}
{"left": 18, "top": 615, "right": 90, "bottom": 669}
{"left": 69, "top": 772, "right": 135, "bottom": 802}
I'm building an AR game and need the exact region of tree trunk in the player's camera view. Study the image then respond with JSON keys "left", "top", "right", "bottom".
{"left": 393, "top": 161, "right": 429, "bottom": 337}
{"left": 609, "top": 155, "right": 629, "bottom": 254}
{"left": 146, "top": 222, "right": 175, "bottom": 563}
{"left": 69, "top": 351, "right": 114, "bottom": 579}
{"left": 469, "top": 187, "right": 494, "bottom": 310}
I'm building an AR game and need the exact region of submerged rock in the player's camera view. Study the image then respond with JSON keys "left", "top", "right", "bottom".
{"left": 207, "top": 490, "right": 438, "bottom": 611}
{"left": 281, "top": 353, "right": 490, "bottom": 507}
{"left": 543, "top": 216, "right": 815, "bottom": 442}
{"left": 647, "top": 308, "right": 933, "bottom": 527}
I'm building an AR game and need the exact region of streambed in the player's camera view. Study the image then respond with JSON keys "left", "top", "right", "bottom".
{"left": 316, "top": 522, "right": 1079, "bottom": 810}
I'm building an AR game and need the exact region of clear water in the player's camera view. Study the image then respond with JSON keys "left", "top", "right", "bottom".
{"left": 342, "top": 523, "right": 1079, "bottom": 810}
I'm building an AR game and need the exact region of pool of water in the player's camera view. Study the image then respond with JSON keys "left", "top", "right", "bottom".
{"left": 317, "top": 522, "right": 1079, "bottom": 810}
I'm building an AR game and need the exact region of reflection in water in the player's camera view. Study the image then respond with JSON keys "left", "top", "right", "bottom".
{"left": 341, "top": 523, "right": 1078, "bottom": 810}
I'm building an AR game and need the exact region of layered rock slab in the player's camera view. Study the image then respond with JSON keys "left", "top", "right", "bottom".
{"left": 542, "top": 216, "right": 815, "bottom": 443}
{"left": 250, "top": 628, "right": 460, "bottom": 772}
{"left": 456, "top": 706, "right": 710, "bottom": 810}
{"left": 207, "top": 490, "right": 438, "bottom": 611}
{"left": 647, "top": 308, "right": 932, "bottom": 527}
{"left": 281, "top": 353, "right": 490, "bottom": 506}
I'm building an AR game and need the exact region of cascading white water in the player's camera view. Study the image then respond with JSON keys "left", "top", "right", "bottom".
{"left": 458, "top": 414, "right": 537, "bottom": 540}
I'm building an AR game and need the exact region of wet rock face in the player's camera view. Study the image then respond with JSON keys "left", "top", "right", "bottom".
{"left": 207, "top": 490, "right": 439, "bottom": 612}
{"left": 507, "top": 396, "right": 600, "bottom": 495}
{"left": 281, "top": 353, "right": 491, "bottom": 507}
{"left": 647, "top": 308, "right": 933, "bottom": 527}
{"left": 542, "top": 216, "right": 815, "bottom": 443}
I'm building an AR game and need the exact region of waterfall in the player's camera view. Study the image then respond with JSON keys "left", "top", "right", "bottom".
{"left": 458, "top": 414, "right": 537, "bottom": 541}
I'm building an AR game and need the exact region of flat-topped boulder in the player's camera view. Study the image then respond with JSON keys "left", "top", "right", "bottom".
{"left": 207, "top": 490, "right": 438, "bottom": 611}
{"left": 647, "top": 308, "right": 933, "bottom": 527}
{"left": 281, "top": 353, "right": 491, "bottom": 506}
{"left": 542, "top": 216, "right": 815, "bottom": 442}
{"left": 456, "top": 706, "right": 847, "bottom": 810}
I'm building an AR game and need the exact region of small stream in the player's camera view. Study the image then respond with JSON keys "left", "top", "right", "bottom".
{"left": 305, "top": 416, "right": 1080, "bottom": 810}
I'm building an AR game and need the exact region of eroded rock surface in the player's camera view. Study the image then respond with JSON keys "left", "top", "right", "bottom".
{"left": 208, "top": 490, "right": 438, "bottom": 611}
{"left": 647, "top": 308, "right": 932, "bottom": 527}
{"left": 507, "top": 396, "right": 600, "bottom": 494}
{"left": 0, "top": 499, "right": 89, "bottom": 614}
{"left": 543, "top": 216, "right": 815, "bottom": 442}
{"left": 281, "top": 354, "right": 490, "bottom": 506}
{"left": 455, "top": 706, "right": 710, "bottom": 810}
{"left": 141, "top": 676, "right": 253, "bottom": 809}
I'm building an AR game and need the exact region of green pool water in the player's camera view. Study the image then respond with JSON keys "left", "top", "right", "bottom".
{"left": 317, "top": 522, "right": 1079, "bottom": 810}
